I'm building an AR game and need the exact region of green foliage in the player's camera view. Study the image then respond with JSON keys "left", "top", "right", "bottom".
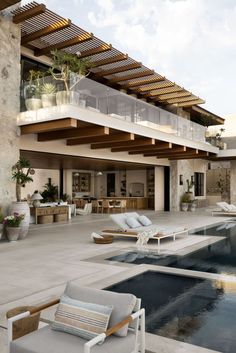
{"left": 25, "top": 70, "right": 44, "bottom": 98}
{"left": 12, "top": 157, "right": 34, "bottom": 186}
{"left": 49, "top": 49, "right": 93, "bottom": 91}
{"left": 41, "top": 182, "right": 58, "bottom": 202}
{"left": 186, "top": 179, "right": 194, "bottom": 193}
{"left": 0, "top": 213, "right": 3, "bottom": 224}
{"left": 41, "top": 83, "right": 56, "bottom": 95}
{"left": 61, "top": 193, "right": 70, "bottom": 202}
{"left": 181, "top": 193, "right": 191, "bottom": 203}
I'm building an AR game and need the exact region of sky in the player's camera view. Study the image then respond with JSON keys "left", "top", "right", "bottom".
{"left": 21, "top": 0, "right": 236, "bottom": 117}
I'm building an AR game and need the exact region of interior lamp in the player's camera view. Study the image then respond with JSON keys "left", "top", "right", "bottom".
{"left": 31, "top": 191, "right": 43, "bottom": 207}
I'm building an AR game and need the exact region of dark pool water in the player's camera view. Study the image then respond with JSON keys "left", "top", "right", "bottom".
{"left": 107, "top": 271, "right": 236, "bottom": 353}
{"left": 108, "top": 222, "right": 236, "bottom": 275}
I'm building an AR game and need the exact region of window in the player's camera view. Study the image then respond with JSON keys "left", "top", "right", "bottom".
{"left": 194, "top": 172, "right": 204, "bottom": 196}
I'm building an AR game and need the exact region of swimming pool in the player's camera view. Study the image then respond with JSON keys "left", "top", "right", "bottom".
{"left": 107, "top": 271, "right": 236, "bottom": 353}
{"left": 108, "top": 222, "right": 236, "bottom": 275}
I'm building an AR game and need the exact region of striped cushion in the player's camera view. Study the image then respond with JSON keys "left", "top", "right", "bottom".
{"left": 51, "top": 295, "right": 113, "bottom": 341}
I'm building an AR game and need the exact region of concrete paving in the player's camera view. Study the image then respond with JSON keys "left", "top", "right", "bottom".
{"left": 0, "top": 209, "right": 232, "bottom": 353}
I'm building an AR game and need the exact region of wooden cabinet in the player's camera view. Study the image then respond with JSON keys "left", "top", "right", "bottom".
{"left": 30, "top": 206, "right": 69, "bottom": 224}
{"left": 72, "top": 172, "right": 91, "bottom": 193}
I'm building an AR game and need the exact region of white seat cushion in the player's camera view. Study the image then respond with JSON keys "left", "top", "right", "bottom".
{"left": 110, "top": 214, "right": 130, "bottom": 231}
{"left": 138, "top": 215, "right": 152, "bottom": 226}
{"left": 126, "top": 217, "right": 142, "bottom": 229}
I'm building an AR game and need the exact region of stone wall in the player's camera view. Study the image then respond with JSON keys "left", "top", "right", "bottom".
{"left": 0, "top": 7, "right": 21, "bottom": 212}
{"left": 170, "top": 159, "right": 207, "bottom": 211}
{"left": 230, "top": 161, "right": 236, "bottom": 204}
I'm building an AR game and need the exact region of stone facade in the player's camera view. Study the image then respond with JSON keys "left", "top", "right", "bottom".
{"left": 230, "top": 161, "right": 236, "bottom": 204}
{"left": 0, "top": 8, "right": 21, "bottom": 212}
{"left": 170, "top": 159, "right": 207, "bottom": 211}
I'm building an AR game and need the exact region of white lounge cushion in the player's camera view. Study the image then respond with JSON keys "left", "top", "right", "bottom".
{"left": 138, "top": 215, "right": 152, "bottom": 226}
{"left": 125, "top": 212, "right": 139, "bottom": 220}
{"left": 217, "top": 202, "right": 232, "bottom": 212}
{"left": 110, "top": 214, "right": 130, "bottom": 231}
{"left": 126, "top": 217, "right": 141, "bottom": 229}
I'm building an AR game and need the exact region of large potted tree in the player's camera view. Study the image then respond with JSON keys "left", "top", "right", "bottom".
{"left": 49, "top": 49, "right": 93, "bottom": 106}
{"left": 11, "top": 157, "right": 35, "bottom": 239}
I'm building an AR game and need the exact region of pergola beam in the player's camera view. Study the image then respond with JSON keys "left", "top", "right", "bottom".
{"left": 21, "top": 19, "right": 71, "bottom": 45}
{"left": 67, "top": 132, "right": 135, "bottom": 146}
{"left": 126, "top": 76, "right": 165, "bottom": 88}
{"left": 96, "top": 62, "right": 142, "bottom": 77}
{"left": 169, "top": 152, "right": 210, "bottom": 160}
{"left": 158, "top": 92, "right": 192, "bottom": 101}
{"left": 178, "top": 99, "right": 205, "bottom": 107}
{"left": 78, "top": 44, "right": 112, "bottom": 59}
{"left": 91, "top": 137, "right": 155, "bottom": 150}
{"left": 128, "top": 142, "right": 172, "bottom": 154}
{"left": 20, "top": 118, "right": 77, "bottom": 134}
{"left": 13, "top": 3, "right": 46, "bottom": 24}
{"left": 144, "top": 146, "right": 189, "bottom": 157}
{"left": 111, "top": 70, "right": 155, "bottom": 83}
{"left": 0, "top": 0, "right": 20, "bottom": 11}
{"left": 35, "top": 32, "right": 93, "bottom": 57}
{"left": 92, "top": 54, "right": 128, "bottom": 68}
{"left": 166, "top": 96, "right": 204, "bottom": 105}
{"left": 38, "top": 126, "right": 109, "bottom": 142}
{"left": 142, "top": 83, "right": 175, "bottom": 97}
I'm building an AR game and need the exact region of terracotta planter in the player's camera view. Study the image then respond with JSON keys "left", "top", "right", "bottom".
{"left": 6, "top": 227, "right": 20, "bottom": 242}
{"left": 0, "top": 224, "right": 3, "bottom": 240}
{"left": 10, "top": 202, "right": 30, "bottom": 239}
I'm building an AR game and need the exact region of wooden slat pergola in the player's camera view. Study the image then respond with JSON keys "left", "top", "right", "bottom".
{"left": 13, "top": 1, "right": 205, "bottom": 108}
{"left": 20, "top": 118, "right": 216, "bottom": 160}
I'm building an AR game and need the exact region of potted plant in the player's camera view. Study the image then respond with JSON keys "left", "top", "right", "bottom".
{"left": 25, "top": 70, "right": 44, "bottom": 111}
{"left": 41, "top": 182, "right": 58, "bottom": 202}
{"left": 11, "top": 157, "right": 35, "bottom": 239}
{"left": 180, "top": 193, "right": 191, "bottom": 211}
{"left": 49, "top": 49, "right": 93, "bottom": 106}
{"left": 189, "top": 199, "right": 197, "bottom": 212}
{"left": 3, "top": 213, "right": 25, "bottom": 242}
{"left": 41, "top": 83, "right": 57, "bottom": 108}
{"left": 186, "top": 179, "right": 194, "bottom": 201}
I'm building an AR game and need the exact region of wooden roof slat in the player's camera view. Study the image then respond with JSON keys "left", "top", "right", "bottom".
{"left": 92, "top": 54, "right": 128, "bottom": 68}
{"left": 0, "top": 0, "right": 20, "bottom": 11}
{"left": 166, "top": 96, "right": 205, "bottom": 105}
{"left": 126, "top": 76, "right": 165, "bottom": 88}
{"left": 21, "top": 19, "right": 71, "bottom": 45}
{"left": 169, "top": 151, "right": 210, "bottom": 160}
{"left": 96, "top": 62, "right": 142, "bottom": 77}
{"left": 177, "top": 99, "right": 205, "bottom": 107}
{"left": 150, "top": 86, "right": 184, "bottom": 97}
{"left": 111, "top": 70, "right": 155, "bottom": 83}
{"left": 158, "top": 92, "right": 192, "bottom": 101}
{"left": 77, "top": 44, "right": 112, "bottom": 59}
{"left": 35, "top": 32, "right": 93, "bottom": 57}
{"left": 143, "top": 83, "right": 176, "bottom": 97}
{"left": 128, "top": 142, "right": 172, "bottom": 154}
{"left": 13, "top": 3, "right": 46, "bottom": 23}
{"left": 143, "top": 146, "right": 189, "bottom": 157}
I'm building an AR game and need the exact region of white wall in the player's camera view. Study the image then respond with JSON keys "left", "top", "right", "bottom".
{"left": 155, "top": 166, "right": 165, "bottom": 211}
{"left": 21, "top": 169, "right": 59, "bottom": 199}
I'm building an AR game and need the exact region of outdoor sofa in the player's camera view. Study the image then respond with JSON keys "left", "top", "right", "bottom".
{"left": 7, "top": 282, "right": 145, "bottom": 353}
{"left": 212, "top": 202, "right": 236, "bottom": 216}
{"left": 102, "top": 212, "right": 188, "bottom": 247}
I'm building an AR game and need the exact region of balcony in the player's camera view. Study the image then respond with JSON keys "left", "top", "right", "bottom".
{"left": 20, "top": 74, "right": 206, "bottom": 143}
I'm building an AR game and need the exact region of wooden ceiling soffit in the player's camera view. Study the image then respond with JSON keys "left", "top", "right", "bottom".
{"left": 13, "top": 3, "right": 46, "bottom": 24}
{"left": 167, "top": 96, "right": 204, "bottom": 105}
{"left": 67, "top": 132, "right": 135, "bottom": 146}
{"left": 126, "top": 76, "right": 165, "bottom": 89}
{"left": 0, "top": 0, "right": 20, "bottom": 11}
{"left": 20, "top": 118, "right": 77, "bottom": 135}
{"left": 158, "top": 92, "right": 192, "bottom": 101}
{"left": 128, "top": 142, "right": 172, "bottom": 155}
{"left": 144, "top": 146, "right": 189, "bottom": 157}
{"left": 92, "top": 54, "right": 128, "bottom": 68}
{"left": 96, "top": 62, "right": 142, "bottom": 77}
{"left": 77, "top": 44, "right": 112, "bottom": 59}
{"left": 110, "top": 70, "right": 155, "bottom": 83}
{"left": 178, "top": 99, "right": 205, "bottom": 107}
{"left": 38, "top": 126, "right": 109, "bottom": 142}
{"left": 21, "top": 19, "right": 71, "bottom": 45}
{"left": 91, "top": 137, "right": 155, "bottom": 150}
{"left": 35, "top": 32, "right": 93, "bottom": 57}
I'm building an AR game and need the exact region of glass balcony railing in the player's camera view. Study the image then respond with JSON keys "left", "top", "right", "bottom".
{"left": 21, "top": 73, "right": 206, "bottom": 143}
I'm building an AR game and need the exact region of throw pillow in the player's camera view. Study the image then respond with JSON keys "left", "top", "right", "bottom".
{"left": 126, "top": 217, "right": 141, "bottom": 229}
{"left": 138, "top": 215, "right": 152, "bottom": 226}
{"left": 51, "top": 295, "right": 113, "bottom": 341}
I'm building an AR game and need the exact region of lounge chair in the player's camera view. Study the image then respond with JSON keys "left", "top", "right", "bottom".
{"left": 102, "top": 212, "right": 188, "bottom": 247}
{"left": 7, "top": 283, "right": 145, "bottom": 353}
{"left": 212, "top": 202, "right": 236, "bottom": 216}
